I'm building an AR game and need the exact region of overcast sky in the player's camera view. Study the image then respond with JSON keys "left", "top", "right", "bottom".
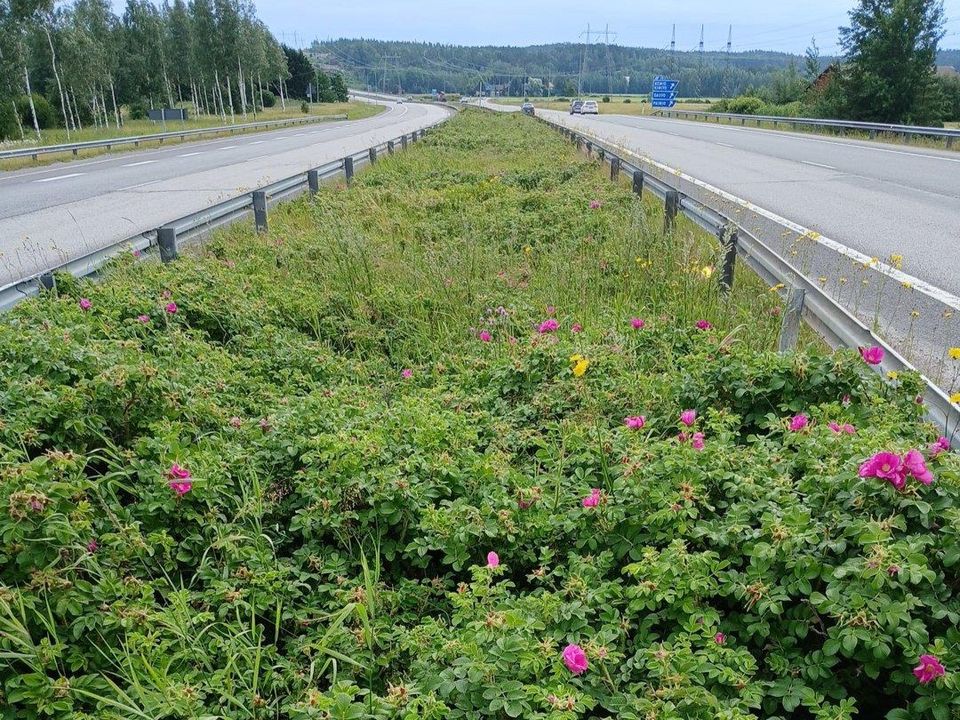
{"left": 256, "top": 0, "right": 960, "bottom": 54}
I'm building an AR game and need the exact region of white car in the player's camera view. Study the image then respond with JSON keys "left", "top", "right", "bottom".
{"left": 582, "top": 100, "right": 599, "bottom": 115}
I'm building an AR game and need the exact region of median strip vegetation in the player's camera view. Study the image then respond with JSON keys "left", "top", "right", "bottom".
{"left": 1, "top": 110, "right": 957, "bottom": 720}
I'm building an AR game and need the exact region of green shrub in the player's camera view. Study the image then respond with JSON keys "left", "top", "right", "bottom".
{"left": 0, "top": 110, "right": 956, "bottom": 720}
{"left": 16, "top": 94, "right": 56, "bottom": 129}
{"left": 602, "top": 95, "right": 610, "bottom": 103}
{"left": 127, "top": 101, "right": 148, "bottom": 120}
{"left": 261, "top": 91, "right": 277, "bottom": 108}
{"left": 623, "top": 97, "right": 632, "bottom": 103}
{"left": 300, "top": 100, "right": 310, "bottom": 114}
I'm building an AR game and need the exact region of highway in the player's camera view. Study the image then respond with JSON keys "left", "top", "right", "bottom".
{"left": 487, "top": 100, "right": 960, "bottom": 382}
{"left": 0, "top": 100, "right": 448, "bottom": 286}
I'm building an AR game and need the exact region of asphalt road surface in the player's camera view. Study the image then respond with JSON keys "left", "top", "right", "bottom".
{"left": 487, "top": 100, "right": 960, "bottom": 387}
{"left": 0, "top": 100, "right": 448, "bottom": 285}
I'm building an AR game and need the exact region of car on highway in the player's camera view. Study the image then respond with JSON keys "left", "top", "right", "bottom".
{"left": 521, "top": 102, "right": 535, "bottom": 116}
{"left": 570, "top": 99, "right": 584, "bottom": 114}
{"left": 582, "top": 100, "right": 599, "bottom": 115}
{"left": 396, "top": 98, "right": 404, "bottom": 104}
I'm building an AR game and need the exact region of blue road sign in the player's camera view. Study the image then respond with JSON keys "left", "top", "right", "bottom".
{"left": 651, "top": 91, "right": 678, "bottom": 102}
{"left": 651, "top": 76, "right": 679, "bottom": 108}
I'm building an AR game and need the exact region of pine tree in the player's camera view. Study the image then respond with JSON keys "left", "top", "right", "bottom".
{"left": 839, "top": 0, "right": 946, "bottom": 123}
{"left": 330, "top": 72, "right": 348, "bottom": 102}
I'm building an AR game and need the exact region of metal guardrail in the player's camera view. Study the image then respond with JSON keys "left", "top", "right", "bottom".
{"left": 535, "top": 115, "right": 960, "bottom": 435}
{"left": 656, "top": 109, "right": 960, "bottom": 148}
{"left": 0, "top": 114, "right": 348, "bottom": 161}
{"left": 0, "top": 125, "right": 439, "bottom": 312}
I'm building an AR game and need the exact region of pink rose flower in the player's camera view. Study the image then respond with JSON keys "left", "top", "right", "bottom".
{"left": 929, "top": 436, "right": 950, "bottom": 457}
{"left": 630, "top": 317, "right": 646, "bottom": 330}
{"left": 624, "top": 415, "right": 646, "bottom": 430}
{"left": 913, "top": 654, "right": 946, "bottom": 684}
{"left": 562, "top": 643, "right": 589, "bottom": 675}
{"left": 859, "top": 346, "right": 884, "bottom": 365}
{"left": 401, "top": 369, "right": 413, "bottom": 379}
{"left": 589, "top": 200, "right": 601, "bottom": 209}
{"left": 169, "top": 480, "right": 192, "bottom": 495}
{"left": 789, "top": 414, "right": 809, "bottom": 432}
{"left": 858, "top": 452, "right": 906, "bottom": 490}
{"left": 165, "top": 302, "right": 178, "bottom": 314}
{"left": 695, "top": 319, "right": 712, "bottom": 331}
{"left": 538, "top": 318, "right": 559, "bottom": 334}
{"left": 486, "top": 551, "right": 500, "bottom": 568}
{"left": 137, "top": 314, "right": 150, "bottom": 324}
{"left": 546, "top": 305, "right": 556, "bottom": 316}
{"left": 903, "top": 449, "right": 934, "bottom": 486}
{"left": 478, "top": 330, "right": 492, "bottom": 342}
{"left": 571, "top": 323, "right": 583, "bottom": 334}
{"left": 582, "top": 488, "right": 601, "bottom": 508}
{"left": 79, "top": 298, "right": 92, "bottom": 311}
{"left": 87, "top": 539, "right": 98, "bottom": 553}
{"left": 680, "top": 410, "right": 696, "bottom": 427}
{"left": 167, "top": 463, "right": 192, "bottom": 495}
{"left": 691, "top": 432, "right": 705, "bottom": 451}
{"left": 714, "top": 632, "right": 726, "bottom": 645}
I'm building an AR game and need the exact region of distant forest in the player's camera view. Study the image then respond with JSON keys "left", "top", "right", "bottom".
{"left": 311, "top": 39, "right": 960, "bottom": 98}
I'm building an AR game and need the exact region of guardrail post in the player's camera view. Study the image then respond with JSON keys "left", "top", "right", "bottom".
{"left": 387, "top": 140, "right": 395, "bottom": 154}
{"left": 369, "top": 147, "right": 378, "bottom": 164}
{"left": 664, "top": 190, "right": 680, "bottom": 233}
{"left": 343, "top": 156, "right": 354, "bottom": 184}
{"left": 39, "top": 272, "right": 55, "bottom": 291}
{"left": 948, "top": 136, "right": 955, "bottom": 150}
{"left": 585, "top": 141, "right": 592, "bottom": 157}
{"left": 610, "top": 157, "right": 620, "bottom": 182}
{"left": 869, "top": 129, "right": 877, "bottom": 140}
{"left": 308, "top": 169, "right": 320, "bottom": 193}
{"left": 401, "top": 134, "right": 408, "bottom": 150}
{"left": 158, "top": 226, "right": 178, "bottom": 263}
{"left": 718, "top": 226, "right": 738, "bottom": 293}
{"left": 596, "top": 146, "right": 605, "bottom": 162}
{"left": 632, "top": 169, "right": 644, "bottom": 198}
{"left": 778, "top": 288, "right": 805, "bottom": 352}
{"left": 253, "top": 190, "right": 268, "bottom": 232}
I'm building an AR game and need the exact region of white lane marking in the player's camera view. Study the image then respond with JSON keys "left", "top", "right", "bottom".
{"left": 716, "top": 142, "right": 735, "bottom": 148}
{"left": 250, "top": 140, "right": 266, "bottom": 144}
{"left": 122, "top": 160, "right": 157, "bottom": 167}
{"left": 179, "top": 151, "right": 204, "bottom": 157}
{"left": 220, "top": 145, "right": 238, "bottom": 150}
{"left": 34, "top": 172, "right": 84, "bottom": 183}
{"left": 593, "top": 134, "right": 960, "bottom": 310}
{"left": 276, "top": 135, "right": 291, "bottom": 139}
{"left": 801, "top": 160, "right": 837, "bottom": 170}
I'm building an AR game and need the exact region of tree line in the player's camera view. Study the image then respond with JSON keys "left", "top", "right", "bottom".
{"left": 311, "top": 38, "right": 819, "bottom": 99}
{"left": 0, "top": 0, "right": 348, "bottom": 142}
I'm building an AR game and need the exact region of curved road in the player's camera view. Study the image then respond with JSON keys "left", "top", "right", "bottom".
{"left": 0, "top": 100, "right": 448, "bottom": 285}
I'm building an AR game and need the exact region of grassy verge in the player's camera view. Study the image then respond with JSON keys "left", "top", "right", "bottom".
{"left": 1, "top": 110, "right": 957, "bottom": 720}
{"left": 0, "top": 102, "right": 383, "bottom": 171}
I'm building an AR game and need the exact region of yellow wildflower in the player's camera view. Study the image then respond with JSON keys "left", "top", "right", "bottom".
{"left": 887, "top": 371, "right": 899, "bottom": 381}
{"left": 523, "top": 246, "right": 532, "bottom": 255}
{"left": 769, "top": 283, "right": 785, "bottom": 293}
{"left": 570, "top": 354, "right": 584, "bottom": 364}
{"left": 910, "top": 310, "right": 920, "bottom": 318}
{"left": 890, "top": 254, "right": 903, "bottom": 269}
{"left": 701, "top": 266, "right": 714, "bottom": 279}
{"left": 572, "top": 358, "right": 590, "bottom": 377}
{"left": 952, "top": 392, "right": 960, "bottom": 405}
{"left": 949, "top": 348, "right": 960, "bottom": 360}
{"left": 902, "top": 281, "right": 913, "bottom": 290}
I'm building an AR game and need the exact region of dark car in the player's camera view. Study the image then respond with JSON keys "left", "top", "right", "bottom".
{"left": 570, "top": 99, "right": 584, "bottom": 115}
{"left": 521, "top": 102, "right": 535, "bottom": 116}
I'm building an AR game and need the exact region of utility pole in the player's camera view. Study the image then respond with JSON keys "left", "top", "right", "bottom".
{"left": 670, "top": 24, "right": 677, "bottom": 79}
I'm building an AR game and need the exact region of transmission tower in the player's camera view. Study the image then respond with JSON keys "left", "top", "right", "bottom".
{"left": 670, "top": 24, "right": 677, "bottom": 78}
{"left": 602, "top": 24, "right": 618, "bottom": 95}
{"left": 696, "top": 24, "right": 704, "bottom": 98}
{"left": 578, "top": 24, "right": 603, "bottom": 95}
{"left": 722, "top": 25, "right": 733, "bottom": 98}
